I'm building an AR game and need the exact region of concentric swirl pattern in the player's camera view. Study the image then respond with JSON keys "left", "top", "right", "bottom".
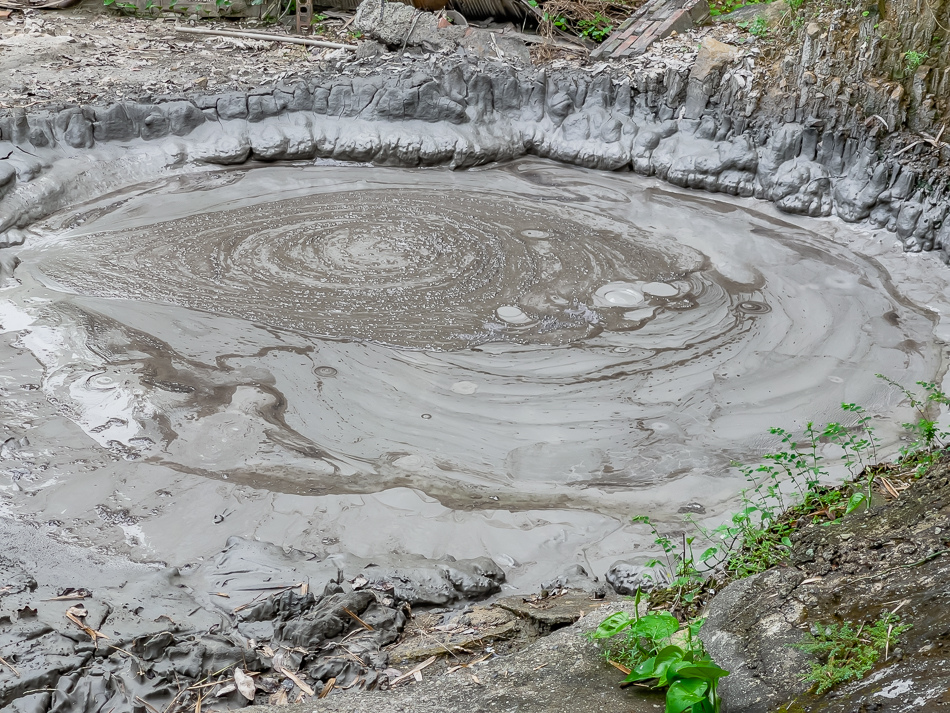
{"left": 37, "top": 188, "right": 728, "bottom": 350}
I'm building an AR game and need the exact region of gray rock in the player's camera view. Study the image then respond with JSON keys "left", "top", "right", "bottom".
{"left": 699, "top": 568, "right": 810, "bottom": 713}
{"left": 354, "top": 0, "right": 464, "bottom": 52}
{"left": 605, "top": 562, "right": 672, "bottom": 595}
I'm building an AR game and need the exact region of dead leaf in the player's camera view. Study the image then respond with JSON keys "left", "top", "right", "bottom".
{"left": 65, "top": 605, "right": 108, "bottom": 647}
{"left": 234, "top": 668, "right": 256, "bottom": 701}
{"left": 390, "top": 655, "right": 437, "bottom": 686}
{"left": 319, "top": 677, "right": 335, "bottom": 698}
{"left": 277, "top": 666, "right": 315, "bottom": 697}
{"left": 215, "top": 683, "right": 236, "bottom": 698}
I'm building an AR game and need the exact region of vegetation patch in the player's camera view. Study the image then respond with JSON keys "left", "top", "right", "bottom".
{"left": 794, "top": 612, "right": 911, "bottom": 694}
{"left": 590, "top": 592, "right": 727, "bottom": 713}
{"left": 593, "top": 376, "right": 948, "bottom": 702}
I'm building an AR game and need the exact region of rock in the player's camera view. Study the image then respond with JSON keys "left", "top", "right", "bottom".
{"left": 605, "top": 562, "right": 672, "bottom": 595}
{"left": 684, "top": 37, "right": 740, "bottom": 119}
{"left": 355, "top": 39, "right": 386, "bottom": 59}
{"left": 460, "top": 29, "right": 530, "bottom": 65}
{"left": 716, "top": 0, "right": 787, "bottom": 24}
{"left": 386, "top": 606, "right": 522, "bottom": 664}
{"left": 354, "top": 0, "right": 464, "bottom": 52}
{"left": 495, "top": 589, "right": 617, "bottom": 630}
{"left": 699, "top": 568, "right": 810, "bottom": 713}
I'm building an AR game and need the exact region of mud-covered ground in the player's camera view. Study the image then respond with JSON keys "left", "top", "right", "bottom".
{"left": 0, "top": 0, "right": 759, "bottom": 111}
{"left": 2, "top": 2, "right": 950, "bottom": 712}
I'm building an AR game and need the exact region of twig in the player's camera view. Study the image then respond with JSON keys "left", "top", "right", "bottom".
{"left": 278, "top": 666, "right": 315, "bottom": 697}
{"left": 134, "top": 697, "right": 162, "bottom": 713}
{"left": 401, "top": 11, "right": 421, "bottom": 52}
{"left": 0, "top": 655, "right": 20, "bottom": 677}
{"left": 390, "top": 655, "right": 437, "bottom": 686}
{"left": 175, "top": 26, "right": 356, "bottom": 51}
{"left": 342, "top": 607, "right": 374, "bottom": 631}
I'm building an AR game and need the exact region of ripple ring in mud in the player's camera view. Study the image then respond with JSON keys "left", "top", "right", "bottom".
{"left": 736, "top": 300, "right": 772, "bottom": 315}
{"left": 35, "top": 188, "right": 721, "bottom": 351}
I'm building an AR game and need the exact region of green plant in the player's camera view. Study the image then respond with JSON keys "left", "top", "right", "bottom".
{"left": 103, "top": 0, "right": 140, "bottom": 13}
{"left": 576, "top": 12, "right": 614, "bottom": 42}
{"left": 794, "top": 612, "right": 910, "bottom": 694}
{"left": 694, "top": 401, "right": 889, "bottom": 579}
{"left": 877, "top": 374, "right": 949, "bottom": 475}
{"left": 735, "top": 14, "right": 771, "bottom": 37}
{"left": 632, "top": 516, "right": 707, "bottom": 608}
{"left": 591, "top": 594, "right": 728, "bottom": 713}
{"left": 904, "top": 50, "right": 929, "bottom": 71}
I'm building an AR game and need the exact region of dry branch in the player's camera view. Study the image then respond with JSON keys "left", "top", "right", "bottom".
{"left": 175, "top": 26, "right": 357, "bottom": 51}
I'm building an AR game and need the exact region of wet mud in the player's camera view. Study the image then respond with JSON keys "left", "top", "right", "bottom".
{"left": 1, "top": 158, "right": 949, "bottom": 711}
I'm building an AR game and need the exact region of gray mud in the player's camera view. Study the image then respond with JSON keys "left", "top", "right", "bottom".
{"left": 2, "top": 156, "right": 950, "bottom": 710}
{"left": 2, "top": 158, "right": 948, "bottom": 584}
{"left": 2, "top": 48, "right": 950, "bottom": 709}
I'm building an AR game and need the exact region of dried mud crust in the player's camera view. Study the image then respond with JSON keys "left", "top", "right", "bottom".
{"left": 701, "top": 458, "right": 950, "bottom": 713}
{"left": 0, "top": 0, "right": 741, "bottom": 112}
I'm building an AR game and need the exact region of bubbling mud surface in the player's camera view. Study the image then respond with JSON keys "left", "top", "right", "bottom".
{"left": 1, "top": 158, "right": 945, "bottom": 588}
{"left": 38, "top": 187, "right": 707, "bottom": 350}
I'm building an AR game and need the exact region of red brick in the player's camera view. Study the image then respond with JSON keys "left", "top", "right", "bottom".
{"left": 615, "top": 34, "right": 639, "bottom": 54}
{"left": 655, "top": 8, "right": 693, "bottom": 38}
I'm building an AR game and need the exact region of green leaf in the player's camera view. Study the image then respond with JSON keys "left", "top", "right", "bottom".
{"left": 674, "top": 662, "right": 730, "bottom": 682}
{"left": 700, "top": 546, "right": 718, "bottom": 561}
{"left": 845, "top": 492, "right": 866, "bottom": 515}
{"left": 666, "top": 678, "right": 709, "bottom": 713}
{"left": 652, "top": 645, "right": 687, "bottom": 686}
{"left": 591, "top": 611, "right": 633, "bottom": 639}
{"left": 628, "top": 655, "right": 658, "bottom": 680}
{"left": 633, "top": 612, "right": 680, "bottom": 641}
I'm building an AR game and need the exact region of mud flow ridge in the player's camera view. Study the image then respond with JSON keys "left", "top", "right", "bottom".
{"left": 0, "top": 157, "right": 947, "bottom": 711}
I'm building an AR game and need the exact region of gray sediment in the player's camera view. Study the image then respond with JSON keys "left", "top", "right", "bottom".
{"left": 1, "top": 39, "right": 948, "bottom": 260}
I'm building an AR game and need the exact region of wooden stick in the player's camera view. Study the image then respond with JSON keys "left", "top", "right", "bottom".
{"left": 0, "top": 655, "right": 20, "bottom": 677}
{"left": 175, "top": 26, "right": 357, "bottom": 51}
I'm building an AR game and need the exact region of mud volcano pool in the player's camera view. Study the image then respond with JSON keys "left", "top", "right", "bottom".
{"left": 0, "top": 157, "right": 945, "bottom": 592}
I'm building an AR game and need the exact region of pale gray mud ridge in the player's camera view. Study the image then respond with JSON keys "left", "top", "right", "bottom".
{"left": 1, "top": 157, "right": 949, "bottom": 711}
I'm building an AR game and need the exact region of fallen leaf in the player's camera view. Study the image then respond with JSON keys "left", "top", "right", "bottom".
{"left": 234, "top": 668, "right": 256, "bottom": 701}
{"left": 215, "top": 683, "right": 236, "bottom": 698}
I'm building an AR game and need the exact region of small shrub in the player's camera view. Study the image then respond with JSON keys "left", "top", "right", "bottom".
{"left": 904, "top": 50, "right": 928, "bottom": 71}
{"left": 591, "top": 592, "right": 728, "bottom": 713}
{"left": 794, "top": 613, "right": 911, "bottom": 694}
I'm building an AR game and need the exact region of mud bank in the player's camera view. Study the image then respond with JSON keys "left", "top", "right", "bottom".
{"left": 2, "top": 36, "right": 950, "bottom": 260}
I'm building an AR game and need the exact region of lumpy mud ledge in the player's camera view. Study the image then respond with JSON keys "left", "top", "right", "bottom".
{"left": 2, "top": 4, "right": 950, "bottom": 711}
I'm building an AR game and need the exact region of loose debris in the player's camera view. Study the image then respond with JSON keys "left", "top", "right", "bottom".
{"left": 64, "top": 604, "right": 108, "bottom": 647}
